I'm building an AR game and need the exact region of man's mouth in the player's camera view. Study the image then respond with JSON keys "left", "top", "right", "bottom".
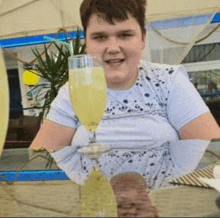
{"left": 105, "top": 59, "right": 125, "bottom": 64}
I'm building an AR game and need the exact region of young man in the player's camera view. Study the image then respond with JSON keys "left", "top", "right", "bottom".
{"left": 30, "top": 0, "right": 220, "bottom": 153}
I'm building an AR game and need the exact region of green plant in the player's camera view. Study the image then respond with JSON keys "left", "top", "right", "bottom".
{"left": 31, "top": 30, "right": 85, "bottom": 122}
{"left": 30, "top": 29, "right": 85, "bottom": 168}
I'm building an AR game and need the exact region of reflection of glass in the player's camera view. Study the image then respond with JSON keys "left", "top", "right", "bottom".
{"left": 0, "top": 48, "right": 9, "bottom": 156}
{"left": 79, "top": 166, "right": 118, "bottom": 216}
{"left": 68, "top": 55, "right": 117, "bottom": 216}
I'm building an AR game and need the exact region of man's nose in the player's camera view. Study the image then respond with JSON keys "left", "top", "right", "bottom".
{"left": 106, "top": 37, "right": 121, "bottom": 54}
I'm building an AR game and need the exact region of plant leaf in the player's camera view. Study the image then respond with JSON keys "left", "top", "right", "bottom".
{"left": 36, "top": 65, "right": 51, "bottom": 81}
{"left": 32, "top": 48, "right": 48, "bottom": 71}
{"left": 44, "top": 44, "right": 52, "bottom": 75}
{"left": 74, "top": 35, "right": 80, "bottom": 55}
{"left": 80, "top": 43, "right": 86, "bottom": 54}
{"left": 53, "top": 42, "right": 67, "bottom": 57}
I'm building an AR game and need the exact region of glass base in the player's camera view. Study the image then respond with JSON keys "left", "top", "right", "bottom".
{"left": 78, "top": 143, "right": 110, "bottom": 160}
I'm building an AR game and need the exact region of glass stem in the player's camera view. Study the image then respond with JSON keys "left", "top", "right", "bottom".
{"left": 93, "top": 159, "right": 99, "bottom": 169}
{"left": 90, "top": 131, "right": 96, "bottom": 143}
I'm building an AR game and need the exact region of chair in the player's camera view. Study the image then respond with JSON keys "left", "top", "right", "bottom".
{"left": 5, "top": 113, "right": 42, "bottom": 148}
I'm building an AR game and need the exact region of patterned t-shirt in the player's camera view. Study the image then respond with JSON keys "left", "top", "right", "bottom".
{"left": 47, "top": 61, "right": 210, "bottom": 188}
{"left": 47, "top": 61, "right": 209, "bottom": 145}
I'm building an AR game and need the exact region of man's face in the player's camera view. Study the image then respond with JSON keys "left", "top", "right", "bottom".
{"left": 86, "top": 13, "right": 146, "bottom": 89}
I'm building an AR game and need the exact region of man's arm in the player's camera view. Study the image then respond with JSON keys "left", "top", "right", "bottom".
{"left": 29, "top": 119, "right": 76, "bottom": 152}
{"left": 179, "top": 112, "right": 220, "bottom": 140}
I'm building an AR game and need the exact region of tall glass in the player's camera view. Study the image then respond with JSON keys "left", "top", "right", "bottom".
{"left": 0, "top": 48, "right": 9, "bottom": 156}
{"left": 68, "top": 54, "right": 107, "bottom": 150}
{"left": 68, "top": 55, "right": 117, "bottom": 216}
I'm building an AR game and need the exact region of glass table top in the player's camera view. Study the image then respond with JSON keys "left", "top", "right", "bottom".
{"left": 0, "top": 139, "right": 220, "bottom": 182}
{"left": 0, "top": 139, "right": 220, "bottom": 217}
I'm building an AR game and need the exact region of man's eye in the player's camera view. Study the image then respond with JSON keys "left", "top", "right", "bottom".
{"left": 93, "top": 36, "right": 106, "bottom": 41}
{"left": 119, "top": 34, "right": 133, "bottom": 39}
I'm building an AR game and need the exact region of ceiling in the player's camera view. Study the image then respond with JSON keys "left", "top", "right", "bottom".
{"left": 0, "top": 0, "right": 219, "bottom": 39}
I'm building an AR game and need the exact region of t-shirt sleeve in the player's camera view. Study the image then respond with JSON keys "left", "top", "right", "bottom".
{"left": 166, "top": 65, "right": 210, "bottom": 131}
{"left": 46, "top": 82, "right": 78, "bottom": 129}
{"left": 50, "top": 145, "right": 89, "bottom": 185}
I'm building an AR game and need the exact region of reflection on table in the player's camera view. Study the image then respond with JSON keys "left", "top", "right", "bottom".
{"left": 50, "top": 140, "right": 213, "bottom": 188}
{"left": 0, "top": 139, "right": 220, "bottom": 217}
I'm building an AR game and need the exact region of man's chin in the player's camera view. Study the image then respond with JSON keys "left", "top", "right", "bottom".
{"left": 106, "top": 71, "right": 127, "bottom": 80}
{"left": 106, "top": 73, "right": 126, "bottom": 86}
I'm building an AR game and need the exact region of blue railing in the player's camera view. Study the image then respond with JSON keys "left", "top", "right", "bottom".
{"left": 0, "top": 30, "right": 84, "bottom": 48}
{"left": 0, "top": 169, "right": 69, "bottom": 182}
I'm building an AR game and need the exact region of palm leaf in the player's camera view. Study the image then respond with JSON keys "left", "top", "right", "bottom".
{"left": 32, "top": 48, "right": 48, "bottom": 72}
{"left": 74, "top": 29, "right": 81, "bottom": 55}
{"left": 80, "top": 43, "right": 86, "bottom": 54}
{"left": 53, "top": 42, "right": 67, "bottom": 57}
{"left": 35, "top": 65, "right": 51, "bottom": 81}
{"left": 44, "top": 44, "right": 52, "bottom": 74}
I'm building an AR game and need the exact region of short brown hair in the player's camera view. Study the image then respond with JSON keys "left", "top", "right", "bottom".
{"left": 80, "top": 0, "right": 147, "bottom": 37}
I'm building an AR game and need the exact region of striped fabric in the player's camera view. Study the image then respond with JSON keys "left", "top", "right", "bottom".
{"left": 170, "top": 162, "right": 220, "bottom": 188}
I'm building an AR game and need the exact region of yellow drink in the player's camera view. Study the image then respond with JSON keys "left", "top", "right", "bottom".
{"left": 80, "top": 167, "right": 118, "bottom": 217}
{"left": 0, "top": 48, "right": 9, "bottom": 156}
{"left": 69, "top": 67, "right": 106, "bottom": 131}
